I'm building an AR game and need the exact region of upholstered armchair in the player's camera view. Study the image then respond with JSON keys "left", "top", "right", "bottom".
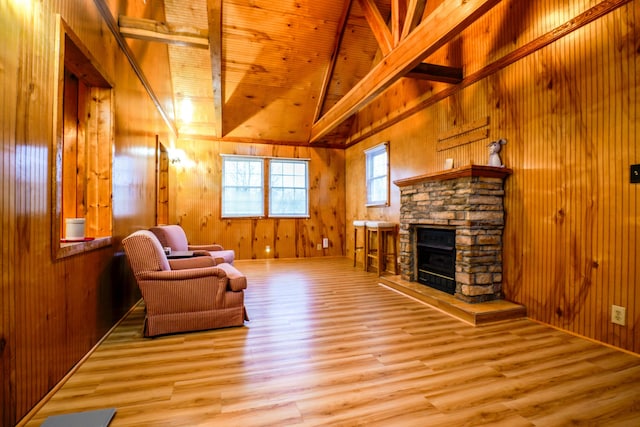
{"left": 149, "top": 224, "right": 235, "bottom": 264}
{"left": 122, "top": 230, "right": 248, "bottom": 337}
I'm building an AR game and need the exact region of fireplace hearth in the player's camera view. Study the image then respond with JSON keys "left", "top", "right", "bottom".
{"left": 394, "top": 165, "right": 512, "bottom": 303}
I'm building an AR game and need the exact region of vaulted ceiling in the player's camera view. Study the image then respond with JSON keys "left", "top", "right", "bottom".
{"left": 115, "top": 0, "right": 498, "bottom": 147}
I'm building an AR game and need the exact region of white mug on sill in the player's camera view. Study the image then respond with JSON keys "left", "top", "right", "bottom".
{"left": 65, "top": 218, "right": 85, "bottom": 240}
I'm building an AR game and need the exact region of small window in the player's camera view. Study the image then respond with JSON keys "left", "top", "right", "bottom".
{"left": 365, "top": 142, "right": 389, "bottom": 206}
{"left": 269, "top": 159, "right": 309, "bottom": 217}
{"left": 222, "top": 156, "right": 264, "bottom": 217}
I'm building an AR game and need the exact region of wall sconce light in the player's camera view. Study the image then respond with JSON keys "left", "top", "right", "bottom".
{"left": 167, "top": 147, "right": 196, "bottom": 168}
{"left": 167, "top": 148, "right": 185, "bottom": 164}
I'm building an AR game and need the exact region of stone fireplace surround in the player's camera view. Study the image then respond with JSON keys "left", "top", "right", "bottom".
{"left": 394, "top": 165, "right": 512, "bottom": 303}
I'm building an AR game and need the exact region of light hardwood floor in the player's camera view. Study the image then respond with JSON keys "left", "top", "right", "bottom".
{"left": 22, "top": 258, "right": 640, "bottom": 426}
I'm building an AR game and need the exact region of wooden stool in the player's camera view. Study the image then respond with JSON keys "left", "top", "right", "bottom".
{"left": 365, "top": 221, "right": 398, "bottom": 276}
{"left": 353, "top": 220, "right": 367, "bottom": 268}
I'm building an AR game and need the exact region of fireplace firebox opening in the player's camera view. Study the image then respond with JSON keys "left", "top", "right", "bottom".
{"left": 416, "top": 227, "right": 456, "bottom": 294}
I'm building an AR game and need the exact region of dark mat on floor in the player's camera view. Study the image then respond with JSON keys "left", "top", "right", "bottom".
{"left": 41, "top": 408, "right": 116, "bottom": 427}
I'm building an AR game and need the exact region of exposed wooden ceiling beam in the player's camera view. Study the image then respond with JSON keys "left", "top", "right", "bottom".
{"left": 361, "top": 0, "right": 452, "bottom": 84}
{"left": 345, "top": 0, "right": 633, "bottom": 148}
{"left": 356, "top": 0, "right": 393, "bottom": 55}
{"left": 118, "top": 15, "right": 209, "bottom": 49}
{"left": 405, "top": 63, "right": 463, "bottom": 84}
{"left": 206, "top": 0, "right": 223, "bottom": 138}
{"left": 391, "top": 0, "right": 407, "bottom": 45}
{"left": 313, "top": 0, "right": 354, "bottom": 123}
{"left": 310, "top": 0, "right": 500, "bottom": 144}
{"left": 93, "top": 4, "right": 176, "bottom": 137}
{"left": 401, "top": 0, "right": 427, "bottom": 41}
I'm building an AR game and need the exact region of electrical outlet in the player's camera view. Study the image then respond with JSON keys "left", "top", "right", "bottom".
{"left": 323, "top": 238, "right": 329, "bottom": 248}
{"left": 316, "top": 243, "right": 322, "bottom": 250}
{"left": 612, "top": 305, "right": 626, "bottom": 326}
{"left": 631, "top": 164, "right": 640, "bottom": 183}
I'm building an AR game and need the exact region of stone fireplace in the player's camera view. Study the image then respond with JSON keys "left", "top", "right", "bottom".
{"left": 394, "top": 165, "right": 512, "bottom": 303}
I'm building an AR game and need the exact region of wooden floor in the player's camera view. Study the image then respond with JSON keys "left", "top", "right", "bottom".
{"left": 22, "top": 258, "right": 640, "bottom": 426}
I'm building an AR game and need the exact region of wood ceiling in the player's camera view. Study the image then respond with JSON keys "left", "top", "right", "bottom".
{"left": 117, "top": 0, "right": 499, "bottom": 147}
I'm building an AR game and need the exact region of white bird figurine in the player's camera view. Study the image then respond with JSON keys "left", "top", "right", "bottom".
{"left": 487, "top": 139, "right": 507, "bottom": 167}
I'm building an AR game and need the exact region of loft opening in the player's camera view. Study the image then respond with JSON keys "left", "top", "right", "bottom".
{"left": 52, "top": 16, "right": 113, "bottom": 259}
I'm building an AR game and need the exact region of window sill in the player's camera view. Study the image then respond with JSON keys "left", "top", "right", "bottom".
{"left": 56, "top": 236, "right": 112, "bottom": 259}
{"left": 221, "top": 216, "right": 311, "bottom": 219}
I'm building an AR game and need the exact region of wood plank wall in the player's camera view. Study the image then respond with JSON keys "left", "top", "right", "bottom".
{"left": 346, "top": 0, "right": 639, "bottom": 353}
{"left": 1, "top": 0, "right": 637, "bottom": 424}
{"left": 0, "top": 0, "right": 174, "bottom": 424}
{"left": 172, "top": 140, "right": 346, "bottom": 260}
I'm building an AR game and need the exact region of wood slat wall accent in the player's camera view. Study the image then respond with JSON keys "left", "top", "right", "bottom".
{"left": 1, "top": 1, "right": 174, "bottom": 424}
{"left": 172, "top": 140, "right": 346, "bottom": 259}
{"left": 345, "top": 0, "right": 639, "bottom": 353}
{"left": 86, "top": 87, "right": 114, "bottom": 238}
{"left": 156, "top": 142, "right": 170, "bottom": 226}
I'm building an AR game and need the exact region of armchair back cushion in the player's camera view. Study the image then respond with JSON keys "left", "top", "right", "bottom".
{"left": 150, "top": 224, "right": 235, "bottom": 264}
{"left": 123, "top": 230, "right": 171, "bottom": 273}
{"left": 149, "top": 225, "right": 189, "bottom": 251}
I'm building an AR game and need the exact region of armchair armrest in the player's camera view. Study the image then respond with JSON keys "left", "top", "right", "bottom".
{"left": 169, "top": 256, "right": 217, "bottom": 270}
{"left": 215, "top": 262, "right": 247, "bottom": 291}
{"left": 189, "top": 243, "right": 224, "bottom": 251}
{"left": 138, "top": 266, "right": 226, "bottom": 281}
{"left": 179, "top": 250, "right": 224, "bottom": 265}
{"left": 192, "top": 249, "right": 213, "bottom": 257}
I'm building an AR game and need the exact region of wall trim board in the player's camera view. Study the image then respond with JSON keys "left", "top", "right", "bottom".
{"left": 436, "top": 117, "right": 490, "bottom": 151}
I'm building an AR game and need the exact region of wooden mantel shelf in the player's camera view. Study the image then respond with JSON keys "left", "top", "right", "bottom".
{"left": 393, "top": 164, "right": 513, "bottom": 187}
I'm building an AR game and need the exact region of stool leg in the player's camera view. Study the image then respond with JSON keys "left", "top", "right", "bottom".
{"left": 365, "top": 229, "right": 370, "bottom": 272}
{"left": 353, "top": 226, "right": 357, "bottom": 267}
{"left": 366, "top": 228, "right": 375, "bottom": 273}
{"left": 392, "top": 231, "right": 398, "bottom": 274}
{"left": 362, "top": 226, "right": 368, "bottom": 271}
{"left": 377, "top": 231, "right": 383, "bottom": 276}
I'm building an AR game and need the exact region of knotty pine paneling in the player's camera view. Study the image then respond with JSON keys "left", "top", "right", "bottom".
{"left": 346, "top": 0, "right": 639, "bottom": 353}
{"left": 221, "top": 0, "right": 344, "bottom": 143}
{"left": 1, "top": 0, "right": 175, "bottom": 424}
{"left": 172, "top": 140, "right": 346, "bottom": 260}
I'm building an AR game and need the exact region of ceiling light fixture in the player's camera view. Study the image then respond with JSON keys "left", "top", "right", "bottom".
{"left": 180, "top": 98, "right": 194, "bottom": 123}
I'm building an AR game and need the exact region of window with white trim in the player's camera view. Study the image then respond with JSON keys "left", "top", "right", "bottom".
{"left": 221, "top": 155, "right": 309, "bottom": 218}
{"left": 222, "top": 156, "right": 264, "bottom": 217}
{"left": 269, "top": 159, "right": 308, "bottom": 217}
{"left": 365, "top": 143, "right": 389, "bottom": 206}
